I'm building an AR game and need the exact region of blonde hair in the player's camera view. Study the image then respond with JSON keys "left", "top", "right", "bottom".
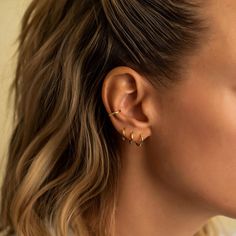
{"left": 0, "top": 0, "right": 227, "bottom": 235}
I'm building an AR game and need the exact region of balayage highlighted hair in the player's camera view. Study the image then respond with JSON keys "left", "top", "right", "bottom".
{"left": 0, "top": 0, "right": 228, "bottom": 235}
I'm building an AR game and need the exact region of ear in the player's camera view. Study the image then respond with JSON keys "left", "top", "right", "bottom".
{"left": 101, "top": 66, "right": 157, "bottom": 145}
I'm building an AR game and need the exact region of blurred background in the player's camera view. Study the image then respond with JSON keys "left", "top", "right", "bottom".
{"left": 0, "top": 1, "right": 29, "bottom": 184}
{"left": 1, "top": 1, "right": 236, "bottom": 235}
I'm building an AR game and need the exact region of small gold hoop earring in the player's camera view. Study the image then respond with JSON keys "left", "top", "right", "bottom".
{"left": 135, "top": 134, "right": 144, "bottom": 147}
{"left": 129, "top": 131, "right": 134, "bottom": 144}
{"left": 109, "top": 109, "right": 121, "bottom": 116}
{"left": 121, "top": 127, "right": 126, "bottom": 141}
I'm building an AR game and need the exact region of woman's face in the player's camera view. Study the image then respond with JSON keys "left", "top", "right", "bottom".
{"left": 148, "top": 0, "right": 236, "bottom": 217}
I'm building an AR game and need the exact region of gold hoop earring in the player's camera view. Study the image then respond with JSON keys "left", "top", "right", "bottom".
{"left": 109, "top": 109, "right": 121, "bottom": 116}
{"left": 129, "top": 131, "right": 134, "bottom": 144}
{"left": 135, "top": 134, "right": 144, "bottom": 147}
{"left": 121, "top": 127, "right": 126, "bottom": 141}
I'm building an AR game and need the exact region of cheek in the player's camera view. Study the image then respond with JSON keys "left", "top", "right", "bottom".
{"left": 150, "top": 80, "right": 236, "bottom": 217}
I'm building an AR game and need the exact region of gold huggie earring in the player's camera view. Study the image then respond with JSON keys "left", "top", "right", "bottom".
{"left": 121, "top": 127, "right": 126, "bottom": 141}
{"left": 135, "top": 134, "right": 144, "bottom": 147}
{"left": 129, "top": 131, "right": 134, "bottom": 144}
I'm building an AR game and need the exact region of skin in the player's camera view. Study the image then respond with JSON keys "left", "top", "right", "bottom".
{"left": 101, "top": 1, "right": 236, "bottom": 235}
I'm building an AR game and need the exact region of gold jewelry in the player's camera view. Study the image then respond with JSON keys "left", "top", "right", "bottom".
{"left": 135, "top": 134, "right": 144, "bottom": 147}
{"left": 121, "top": 127, "right": 126, "bottom": 141}
{"left": 109, "top": 109, "right": 121, "bottom": 116}
{"left": 129, "top": 131, "right": 134, "bottom": 144}
{"left": 108, "top": 109, "right": 144, "bottom": 147}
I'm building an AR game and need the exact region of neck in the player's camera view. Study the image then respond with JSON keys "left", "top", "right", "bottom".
{"left": 114, "top": 142, "right": 217, "bottom": 236}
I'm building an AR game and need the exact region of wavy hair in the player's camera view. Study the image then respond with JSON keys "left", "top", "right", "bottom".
{"left": 0, "top": 0, "right": 228, "bottom": 235}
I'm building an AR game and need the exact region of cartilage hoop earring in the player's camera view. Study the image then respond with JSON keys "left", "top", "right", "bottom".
{"left": 109, "top": 109, "right": 121, "bottom": 116}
